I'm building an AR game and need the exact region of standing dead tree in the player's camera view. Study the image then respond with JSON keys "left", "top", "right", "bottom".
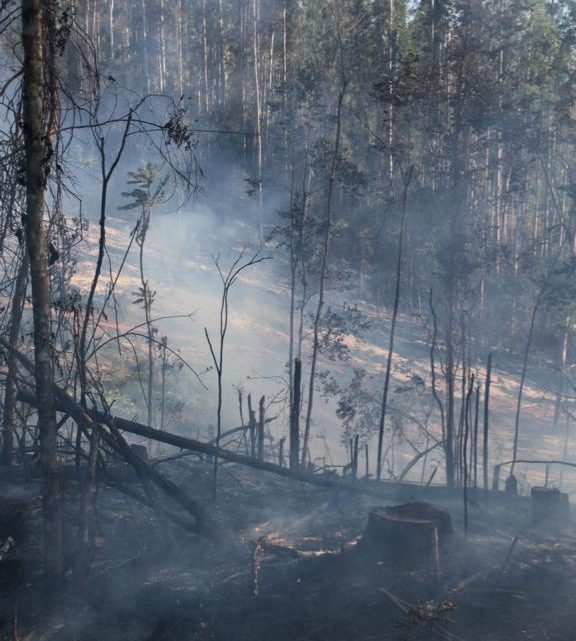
{"left": 205, "top": 251, "right": 270, "bottom": 497}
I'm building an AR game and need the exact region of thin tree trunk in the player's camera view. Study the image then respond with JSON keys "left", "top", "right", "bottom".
{"left": 252, "top": 0, "right": 263, "bottom": 240}
{"left": 1, "top": 252, "right": 29, "bottom": 465}
{"left": 141, "top": 0, "right": 150, "bottom": 92}
{"left": 108, "top": 0, "right": 115, "bottom": 61}
{"left": 138, "top": 227, "right": 154, "bottom": 432}
{"left": 376, "top": 167, "right": 412, "bottom": 481}
{"left": 218, "top": 0, "right": 226, "bottom": 106}
{"left": 463, "top": 375, "right": 474, "bottom": 536}
{"left": 201, "top": 0, "right": 210, "bottom": 112}
{"left": 177, "top": 0, "right": 184, "bottom": 95}
{"left": 473, "top": 384, "right": 480, "bottom": 491}
{"left": 289, "top": 357, "right": 301, "bottom": 471}
{"left": 429, "top": 290, "right": 446, "bottom": 443}
{"left": 257, "top": 395, "right": 265, "bottom": 460}
{"left": 301, "top": 68, "right": 347, "bottom": 468}
{"left": 511, "top": 299, "right": 540, "bottom": 473}
{"left": 158, "top": 0, "right": 166, "bottom": 92}
{"left": 483, "top": 352, "right": 492, "bottom": 490}
{"left": 248, "top": 393, "right": 256, "bottom": 458}
{"left": 444, "top": 289, "right": 456, "bottom": 486}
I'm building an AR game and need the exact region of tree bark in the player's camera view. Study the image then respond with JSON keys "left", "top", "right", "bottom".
{"left": 21, "top": 0, "right": 63, "bottom": 581}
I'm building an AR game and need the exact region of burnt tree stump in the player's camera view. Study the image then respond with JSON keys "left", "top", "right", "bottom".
{"left": 531, "top": 487, "right": 570, "bottom": 526}
{"left": 361, "top": 502, "right": 452, "bottom": 567}
{"left": 130, "top": 444, "right": 148, "bottom": 461}
{"left": 0, "top": 495, "right": 35, "bottom": 593}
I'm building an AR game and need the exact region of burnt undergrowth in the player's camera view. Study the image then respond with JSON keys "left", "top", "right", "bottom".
{"left": 1, "top": 459, "right": 576, "bottom": 641}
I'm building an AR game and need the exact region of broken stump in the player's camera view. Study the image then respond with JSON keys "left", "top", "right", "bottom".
{"left": 0, "top": 493, "right": 35, "bottom": 593}
{"left": 130, "top": 444, "right": 148, "bottom": 461}
{"left": 361, "top": 502, "right": 452, "bottom": 567}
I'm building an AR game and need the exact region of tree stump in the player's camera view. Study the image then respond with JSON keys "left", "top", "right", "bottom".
{"left": 0, "top": 496, "right": 33, "bottom": 542}
{"left": 130, "top": 444, "right": 148, "bottom": 461}
{"left": 531, "top": 487, "right": 570, "bottom": 526}
{"left": 0, "top": 494, "right": 35, "bottom": 592}
{"left": 361, "top": 502, "right": 452, "bottom": 567}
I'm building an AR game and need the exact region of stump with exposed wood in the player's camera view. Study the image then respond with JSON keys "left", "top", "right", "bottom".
{"left": 361, "top": 502, "right": 452, "bottom": 568}
{"left": 531, "top": 487, "right": 570, "bottom": 526}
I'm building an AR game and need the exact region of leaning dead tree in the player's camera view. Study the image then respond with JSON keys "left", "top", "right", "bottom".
{"left": 4, "top": 336, "right": 209, "bottom": 534}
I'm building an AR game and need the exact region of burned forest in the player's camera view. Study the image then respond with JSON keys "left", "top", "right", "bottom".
{"left": 2, "top": 0, "right": 576, "bottom": 639}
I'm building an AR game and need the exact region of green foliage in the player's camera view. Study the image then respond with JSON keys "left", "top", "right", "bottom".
{"left": 119, "top": 163, "right": 168, "bottom": 213}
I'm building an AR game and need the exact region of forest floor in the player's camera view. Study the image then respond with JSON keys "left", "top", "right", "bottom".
{"left": 2, "top": 458, "right": 576, "bottom": 641}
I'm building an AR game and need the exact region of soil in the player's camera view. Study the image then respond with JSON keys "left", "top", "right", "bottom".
{"left": 1, "top": 460, "right": 576, "bottom": 641}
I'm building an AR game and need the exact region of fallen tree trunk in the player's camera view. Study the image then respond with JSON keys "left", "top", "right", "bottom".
{"left": 17, "top": 388, "right": 394, "bottom": 502}
{"left": 87, "top": 407, "right": 396, "bottom": 499}
{"left": 19, "top": 388, "right": 209, "bottom": 534}
{"left": 1, "top": 336, "right": 396, "bottom": 502}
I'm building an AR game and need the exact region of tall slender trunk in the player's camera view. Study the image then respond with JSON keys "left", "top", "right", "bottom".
{"left": 202, "top": 0, "right": 210, "bottom": 112}
{"left": 158, "top": 0, "right": 166, "bottom": 92}
{"left": 138, "top": 226, "right": 154, "bottom": 431}
{"left": 376, "top": 168, "right": 412, "bottom": 481}
{"left": 177, "top": 0, "right": 184, "bottom": 95}
{"left": 252, "top": 0, "right": 263, "bottom": 240}
{"left": 444, "top": 288, "right": 456, "bottom": 486}
{"left": 289, "top": 357, "right": 301, "bottom": 471}
{"left": 301, "top": 75, "right": 347, "bottom": 468}
{"left": 553, "top": 318, "right": 569, "bottom": 429}
{"left": 511, "top": 298, "right": 540, "bottom": 473}
{"left": 483, "top": 352, "right": 492, "bottom": 490}
{"left": 21, "top": 0, "right": 63, "bottom": 581}
{"left": 141, "top": 0, "right": 150, "bottom": 92}
{"left": 108, "top": 0, "right": 115, "bottom": 61}
{"left": 429, "top": 290, "right": 446, "bottom": 443}
{"left": 388, "top": 0, "right": 395, "bottom": 180}
{"left": 218, "top": 0, "right": 226, "bottom": 106}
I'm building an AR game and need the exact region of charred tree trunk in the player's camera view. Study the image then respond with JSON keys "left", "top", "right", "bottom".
{"left": 257, "top": 395, "right": 265, "bottom": 461}
{"left": 483, "top": 352, "right": 492, "bottom": 490}
{"left": 289, "top": 357, "right": 301, "bottom": 471}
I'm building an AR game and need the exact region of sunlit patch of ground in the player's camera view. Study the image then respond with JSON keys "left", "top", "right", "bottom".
{"left": 67, "top": 213, "right": 576, "bottom": 492}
